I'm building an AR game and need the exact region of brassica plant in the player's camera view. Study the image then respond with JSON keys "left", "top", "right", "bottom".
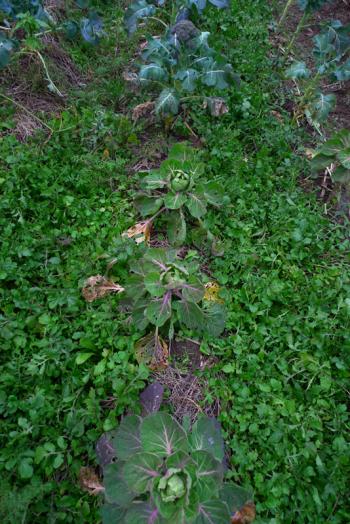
{"left": 134, "top": 143, "right": 227, "bottom": 246}
{"left": 124, "top": 247, "right": 226, "bottom": 337}
{"left": 100, "top": 412, "right": 254, "bottom": 523}
{"left": 311, "top": 129, "right": 350, "bottom": 184}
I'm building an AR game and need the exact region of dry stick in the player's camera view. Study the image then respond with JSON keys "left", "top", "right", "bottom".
{"left": 0, "top": 92, "right": 54, "bottom": 133}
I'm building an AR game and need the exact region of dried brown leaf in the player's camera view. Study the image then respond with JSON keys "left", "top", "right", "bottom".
{"left": 82, "top": 275, "right": 124, "bottom": 302}
{"left": 122, "top": 221, "right": 152, "bottom": 244}
{"left": 79, "top": 467, "right": 104, "bottom": 495}
{"left": 132, "top": 101, "right": 155, "bottom": 122}
{"left": 231, "top": 502, "right": 256, "bottom": 524}
{"left": 135, "top": 332, "right": 169, "bottom": 371}
{"left": 204, "top": 97, "right": 229, "bottom": 117}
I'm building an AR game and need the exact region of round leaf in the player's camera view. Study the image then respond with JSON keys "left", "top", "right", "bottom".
{"left": 140, "top": 412, "right": 188, "bottom": 458}
{"left": 113, "top": 415, "right": 142, "bottom": 460}
{"left": 123, "top": 452, "right": 161, "bottom": 493}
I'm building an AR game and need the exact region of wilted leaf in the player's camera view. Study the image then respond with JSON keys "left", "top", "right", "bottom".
{"left": 82, "top": 275, "right": 124, "bottom": 302}
{"left": 79, "top": 467, "right": 104, "bottom": 495}
{"left": 122, "top": 221, "right": 152, "bottom": 244}
{"left": 204, "top": 97, "right": 229, "bottom": 117}
{"left": 140, "top": 382, "right": 164, "bottom": 415}
{"left": 132, "top": 101, "right": 155, "bottom": 122}
{"left": 96, "top": 432, "right": 116, "bottom": 468}
{"left": 204, "top": 282, "right": 224, "bottom": 303}
{"left": 231, "top": 502, "right": 256, "bottom": 523}
{"left": 135, "top": 332, "right": 169, "bottom": 370}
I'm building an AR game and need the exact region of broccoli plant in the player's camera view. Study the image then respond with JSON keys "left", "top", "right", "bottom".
{"left": 285, "top": 22, "right": 350, "bottom": 127}
{"left": 100, "top": 412, "right": 255, "bottom": 524}
{"left": 134, "top": 143, "right": 227, "bottom": 246}
{"left": 124, "top": 0, "right": 230, "bottom": 36}
{"left": 311, "top": 129, "right": 350, "bottom": 184}
{"left": 123, "top": 247, "right": 226, "bottom": 338}
{"left": 0, "top": 0, "right": 103, "bottom": 80}
{"left": 136, "top": 21, "right": 238, "bottom": 116}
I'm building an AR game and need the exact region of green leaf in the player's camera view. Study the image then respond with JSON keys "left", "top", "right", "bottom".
{"left": 139, "top": 63, "right": 168, "bottom": 83}
{"left": 134, "top": 194, "right": 163, "bottom": 216}
{"left": 203, "top": 302, "right": 226, "bottom": 337}
{"left": 201, "top": 61, "right": 233, "bottom": 89}
{"left": 190, "top": 417, "right": 225, "bottom": 462}
{"left": 164, "top": 191, "right": 187, "bottom": 210}
{"left": 308, "top": 92, "right": 336, "bottom": 123}
{"left": 146, "top": 292, "right": 172, "bottom": 326}
{"left": 334, "top": 58, "right": 350, "bottom": 81}
{"left": 319, "top": 129, "right": 350, "bottom": 156}
{"left": 176, "top": 299, "right": 205, "bottom": 332}
{"left": 174, "top": 68, "right": 199, "bottom": 92}
{"left": 113, "top": 415, "right": 142, "bottom": 460}
{"left": 186, "top": 192, "right": 207, "bottom": 218}
{"left": 220, "top": 483, "right": 254, "bottom": 514}
{"left": 332, "top": 166, "right": 350, "bottom": 183}
{"left": 0, "top": 38, "right": 14, "bottom": 69}
{"left": 167, "top": 210, "right": 187, "bottom": 246}
{"left": 310, "top": 154, "right": 331, "bottom": 172}
{"left": 181, "top": 276, "right": 205, "bottom": 303}
{"left": 125, "top": 502, "right": 165, "bottom": 524}
{"left": 104, "top": 463, "right": 136, "bottom": 506}
{"left": 75, "top": 352, "right": 94, "bottom": 365}
{"left": 123, "top": 452, "right": 161, "bottom": 493}
{"left": 141, "top": 171, "right": 168, "bottom": 190}
{"left": 285, "top": 61, "right": 310, "bottom": 79}
{"left": 193, "top": 499, "right": 231, "bottom": 523}
{"left": 124, "top": 1, "right": 156, "bottom": 35}
{"left": 155, "top": 89, "right": 180, "bottom": 116}
{"left": 144, "top": 272, "right": 166, "bottom": 297}
{"left": 18, "top": 458, "right": 33, "bottom": 479}
{"left": 125, "top": 274, "right": 146, "bottom": 301}
{"left": 140, "top": 412, "right": 188, "bottom": 458}
{"left": 191, "top": 450, "right": 223, "bottom": 499}
{"left": 101, "top": 503, "right": 126, "bottom": 524}
{"left": 200, "top": 181, "right": 225, "bottom": 206}
{"left": 337, "top": 149, "right": 350, "bottom": 169}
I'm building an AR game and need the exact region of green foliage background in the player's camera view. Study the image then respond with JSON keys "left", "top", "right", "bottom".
{"left": 0, "top": 0, "right": 349, "bottom": 523}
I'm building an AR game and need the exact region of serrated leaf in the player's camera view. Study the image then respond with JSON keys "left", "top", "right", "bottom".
{"left": 190, "top": 417, "right": 225, "bottom": 462}
{"left": 285, "top": 61, "right": 310, "bottom": 79}
{"left": 123, "top": 452, "right": 161, "bottom": 493}
{"left": 104, "top": 463, "right": 136, "bottom": 506}
{"left": 167, "top": 209, "right": 187, "bottom": 246}
{"left": 141, "top": 412, "right": 188, "bottom": 457}
{"left": 112, "top": 415, "right": 142, "bottom": 460}
{"left": 155, "top": 89, "right": 180, "bottom": 116}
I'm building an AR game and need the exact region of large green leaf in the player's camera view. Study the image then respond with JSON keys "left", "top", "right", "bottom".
{"left": 176, "top": 299, "right": 205, "bottom": 332}
{"left": 318, "top": 129, "right": 350, "bottom": 156}
{"left": 125, "top": 502, "right": 166, "bottom": 524}
{"left": 201, "top": 62, "right": 233, "bottom": 89}
{"left": 193, "top": 499, "right": 231, "bottom": 523}
{"left": 220, "top": 483, "right": 254, "bottom": 514}
{"left": 104, "top": 463, "right": 136, "bottom": 507}
{"left": 200, "top": 181, "right": 225, "bottom": 206}
{"left": 167, "top": 210, "right": 187, "bottom": 246}
{"left": 131, "top": 297, "right": 150, "bottom": 331}
{"left": 144, "top": 247, "right": 177, "bottom": 269}
{"left": 285, "top": 61, "right": 310, "bottom": 79}
{"left": 337, "top": 149, "right": 350, "bottom": 169}
{"left": 139, "top": 63, "right": 168, "bottom": 82}
{"left": 308, "top": 92, "right": 336, "bottom": 123}
{"left": 141, "top": 171, "right": 168, "bottom": 190}
{"left": 191, "top": 450, "right": 223, "bottom": 500}
{"left": 124, "top": 274, "right": 146, "bottom": 302}
{"left": 123, "top": 452, "right": 161, "bottom": 493}
{"left": 101, "top": 503, "right": 127, "bottom": 524}
{"left": 203, "top": 302, "right": 226, "bottom": 337}
{"left": 174, "top": 68, "right": 199, "bottom": 92}
{"left": 124, "top": 1, "right": 156, "bottom": 35}
{"left": 186, "top": 191, "right": 207, "bottom": 218}
{"left": 140, "top": 412, "right": 188, "bottom": 458}
{"left": 134, "top": 194, "right": 163, "bottom": 216}
{"left": 155, "top": 89, "right": 180, "bottom": 116}
{"left": 113, "top": 415, "right": 142, "bottom": 460}
{"left": 181, "top": 276, "right": 205, "bottom": 303}
{"left": 332, "top": 166, "right": 350, "bottom": 183}
{"left": 0, "top": 37, "right": 13, "bottom": 69}
{"left": 334, "top": 58, "right": 350, "bottom": 81}
{"left": 164, "top": 191, "right": 187, "bottom": 210}
{"left": 189, "top": 417, "right": 225, "bottom": 462}
{"left": 146, "top": 292, "right": 172, "bottom": 326}
{"left": 144, "top": 272, "right": 166, "bottom": 297}
{"left": 310, "top": 154, "right": 331, "bottom": 172}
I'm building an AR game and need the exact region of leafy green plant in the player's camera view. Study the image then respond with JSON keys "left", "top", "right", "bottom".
{"left": 134, "top": 143, "right": 227, "bottom": 246}
{"left": 136, "top": 21, "right": 238, "bottom": 116}
{"left": 124, "top": 0, "right": 230, "bottom": 36}
{"left": 311, "top": 128, "right": 350, "bottom": 184}
{"left": 285, "top": 21, "right": 350, "bottom": 127}
{"left": 123, "top": 246, "right": 226, "bottom": 338}
{"left": 100, "top": 412, "right": 254, "bottom": 524}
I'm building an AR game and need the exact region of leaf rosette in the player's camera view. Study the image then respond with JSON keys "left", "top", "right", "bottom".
{"left": 100, "top": 412, "right": 255, "bottom": 524}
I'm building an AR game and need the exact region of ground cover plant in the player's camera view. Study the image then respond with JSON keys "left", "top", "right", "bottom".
{"left": 0, "top": 0, "right": 350, "bottom": 523}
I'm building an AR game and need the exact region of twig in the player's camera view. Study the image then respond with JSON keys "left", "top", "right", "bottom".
{"left": 0, "top": 92, "right": 54, "bottom": 133}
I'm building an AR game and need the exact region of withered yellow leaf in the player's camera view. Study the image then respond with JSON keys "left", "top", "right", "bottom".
{"left": 82, "top": 275, "right": 124, "bottom": 302}
{"left": 204, "top": 282, "right": 224, "bottom": 303}
{"left": 122, "top": 221, "right": 151, "bottom": 244}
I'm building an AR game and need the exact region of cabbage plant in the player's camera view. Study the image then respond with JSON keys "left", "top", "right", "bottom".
{"left": 100, "top": 412, "right": 254, "bottom": 523}
{"left": 134, "top": 143, "right": 227, "bottom": 246}
{"left": 311, "top": 129, "right": 350, "bottom": 184}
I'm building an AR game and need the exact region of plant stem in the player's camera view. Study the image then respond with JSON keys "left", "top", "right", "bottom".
{"left": 35, "top": 50, "right": 64, "bottom": 97}
{"left": 285, "top": 11, "right": 308, "bottom": 55}
{"left": 277, "top": 0, "right": 295, "bottom": 28}
{"left": 147, "top": 16, "right": 168, "bottom": 30}
{"left": 0, "top": 92, "right": 54, "bottom": 133}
